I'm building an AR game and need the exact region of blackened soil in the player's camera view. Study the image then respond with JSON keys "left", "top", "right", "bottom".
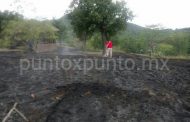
{"left": 0, "top": 52, "right": 190, "bottom": 122}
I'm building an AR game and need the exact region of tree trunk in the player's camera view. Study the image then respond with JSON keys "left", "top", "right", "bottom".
{"left": 105, "top": 32, "right": 109, "bottom": 41}
{"left": 101, "top": 30, "right": 106, "bottom": 56}
{"left": 83, "top": 32, "right": 87, "bottom": 51}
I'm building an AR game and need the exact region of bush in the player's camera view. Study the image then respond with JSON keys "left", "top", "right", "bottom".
{"left": 156, "top": 43, "right": 176, "bottom": 56}
{"left": 0, "top": 39, "right": 11, "bottom": 48}
{"left": 0, "top": 20, "right": 58, "bottom": 49}
{"left": 87, "top": 33, "right": 103, "bottom": 50}
{"left": 119, "top": 39, "right": 147, "bottom": 54}
{"left": 188, "top": 40, "right": 190, "bottom": 54}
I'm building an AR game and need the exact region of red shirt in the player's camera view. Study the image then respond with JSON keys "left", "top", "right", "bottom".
{"left": 105, "top": 41, "right": 113, "bottom": 48}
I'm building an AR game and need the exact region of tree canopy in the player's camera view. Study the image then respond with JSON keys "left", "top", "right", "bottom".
{"left": 0, "top": 11, "right": 22, "bottom": 34}
{"left": 0, "top": 19, "right": 58, "bottom": 49}
{"left": 68, "top": 0, "right": 133, "bottom": 48}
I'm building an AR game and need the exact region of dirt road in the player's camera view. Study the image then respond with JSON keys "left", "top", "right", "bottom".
{"left": 0, "top": 48, "right": 190, "bottom": 122}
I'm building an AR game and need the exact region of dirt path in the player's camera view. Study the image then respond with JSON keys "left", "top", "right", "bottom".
{"left": 0, "top": 51, "right": 190, "bottom": 122}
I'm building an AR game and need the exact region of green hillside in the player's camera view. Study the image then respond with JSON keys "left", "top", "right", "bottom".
{"left": 111, "top": 23, "right": 190, "bottom": 56}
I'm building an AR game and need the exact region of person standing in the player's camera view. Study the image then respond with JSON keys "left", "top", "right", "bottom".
{"left": 106, "top": 40, "right": 113, "bottom": 58}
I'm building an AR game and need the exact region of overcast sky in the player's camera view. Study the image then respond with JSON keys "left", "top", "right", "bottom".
{"left": 0, "top": 0, "right": 190, "bottom": 29}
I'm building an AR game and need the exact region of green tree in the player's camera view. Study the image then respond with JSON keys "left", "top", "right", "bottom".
{"left": 68, "top": 0, "right": 133, "bottom": 50}
{"left": 1, "top": 19, "right": 58, "bottom": 49}
{"left": 52, "top": 17, "right": 68, "bottom": 40}
{"left": 68, "top": 0, "right": 96, "bottom": 50}
{"left": 168, "top": 31, "right": 189, "bottom": 55}
{"left": 0, "top": 10, "right": 22, "bottom": 34}
{"left": 188, "top": 36, "right": 190, "bottom": 54}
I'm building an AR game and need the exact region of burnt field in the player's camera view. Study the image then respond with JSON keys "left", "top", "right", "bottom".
{"left": 0, "top": 52, "right": 190, "bottom": 122}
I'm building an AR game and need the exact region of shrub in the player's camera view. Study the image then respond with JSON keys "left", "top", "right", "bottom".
{"left": 0, "top": 39, "right": 11, "bottom": 48}
{"left": 156, "top": 43, "right": 176, "bottom": 56}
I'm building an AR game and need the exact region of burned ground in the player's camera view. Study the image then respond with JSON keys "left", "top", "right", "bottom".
{"left": 0, "top": 52, "right": 190, "bottom": 122}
